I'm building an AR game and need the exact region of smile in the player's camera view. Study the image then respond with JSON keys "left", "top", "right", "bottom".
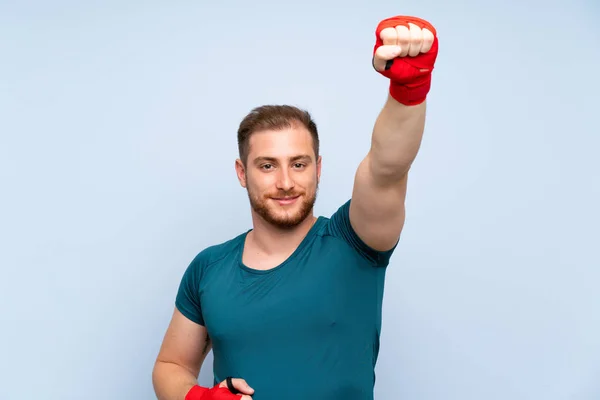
{"left": 272, "top": 196, "right": 300, "bottom": 205}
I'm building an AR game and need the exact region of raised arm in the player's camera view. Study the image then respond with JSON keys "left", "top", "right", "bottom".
{"left": 349, "top": 16, "right": 439, "bottom": 251}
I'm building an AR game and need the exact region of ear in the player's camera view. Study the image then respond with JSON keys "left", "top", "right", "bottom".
{"left": 235, "top": 158, "right": 247, "bottom": 188}
{"left": 316, "top": 155, "right": 322, "bottom": 183}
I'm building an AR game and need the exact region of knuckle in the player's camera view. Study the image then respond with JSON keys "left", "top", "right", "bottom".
{"left": 395, "top": 25, "right": 409, "bottom": 34}
{"left": 396, "top": 33, "right": 410, "bottom": 44}
{"left": 380, "top": 27, "right": 397, "bottom": 42}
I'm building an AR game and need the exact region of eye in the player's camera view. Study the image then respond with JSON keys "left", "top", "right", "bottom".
{"left": 293, "top": 163, "right": 306, "bottom": 169}
{"left": 260, "top": 163, "right": 274, "bottom": 170}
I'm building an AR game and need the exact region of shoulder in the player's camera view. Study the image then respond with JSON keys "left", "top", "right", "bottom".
{"left": 314, "top": 199, "right": 352, "bottom": 238}
{"left": 186, "top": 231, "right": 248, "bottom": 275}
{"left": 315, "top": 199, "right": 397, "bottom": 267}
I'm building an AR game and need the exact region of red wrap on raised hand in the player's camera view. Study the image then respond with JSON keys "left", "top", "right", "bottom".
{"left": 185, "top": 385, "right": 242, "bottom": 400}
{"left": 373, "top": 16, "right": 439, "bottom": 105}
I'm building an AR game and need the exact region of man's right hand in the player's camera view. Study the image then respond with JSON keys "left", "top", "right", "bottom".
{"left": 217, "top": 378, "right": 254, "bottom": 400}
{"left": 185, "top": 378, "right": 254, "bottom": 400}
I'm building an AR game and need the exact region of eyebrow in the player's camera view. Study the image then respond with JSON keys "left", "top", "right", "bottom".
{"left": 253, "top": 155, "right": 313, "bottom": 164}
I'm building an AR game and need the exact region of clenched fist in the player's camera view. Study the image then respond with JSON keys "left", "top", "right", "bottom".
{"left": 372, "top": 16, "right": 439, "bottom": 105}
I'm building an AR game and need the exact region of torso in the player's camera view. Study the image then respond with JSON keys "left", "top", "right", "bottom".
{"left": 175, "top": 201, "right": 396, "bottom": 400}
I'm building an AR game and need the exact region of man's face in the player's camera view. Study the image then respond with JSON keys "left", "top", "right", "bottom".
{"left": 236, "top": 125, "right": 321, "bottom": 229}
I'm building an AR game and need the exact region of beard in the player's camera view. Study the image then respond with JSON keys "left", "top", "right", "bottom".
{"left": 246, "top": 182, "right": 318, "bottom": 229}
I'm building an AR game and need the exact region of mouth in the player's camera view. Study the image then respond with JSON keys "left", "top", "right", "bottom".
{"left": 271, "top": 195, "right": 300, "bottom": 206}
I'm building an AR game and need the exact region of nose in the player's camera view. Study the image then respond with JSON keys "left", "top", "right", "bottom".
{"left": 276, "top": 167, "right": 295, "bottom": 191}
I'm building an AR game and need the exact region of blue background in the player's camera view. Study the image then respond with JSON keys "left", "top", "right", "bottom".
{"left": 1, "top": 1, "right": 599, "bottom": 399}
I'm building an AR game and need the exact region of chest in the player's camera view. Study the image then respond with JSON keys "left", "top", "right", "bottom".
{"left": 200, "top": 246, "right": 382, "bottom": 345}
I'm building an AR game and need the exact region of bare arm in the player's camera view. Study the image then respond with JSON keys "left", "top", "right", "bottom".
{"left": 350, "top": 97, "right": 426, "bottom": 251}
{"left": 152, "top": 308, "right": 213, "bottom": 400}
{"left": 349, "top": 17, "right": 437, "bottom": 252}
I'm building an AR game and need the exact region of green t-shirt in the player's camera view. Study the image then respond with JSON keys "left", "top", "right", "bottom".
{"left": 176, "top": 200, "right": 396, "bottom": 400}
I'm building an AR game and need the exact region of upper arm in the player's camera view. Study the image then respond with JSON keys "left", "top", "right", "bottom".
{"left": 155, "top": 307, "right": 212, "bottom": 377}
{"left": 156, "top": 255, "right": 210, "bottom": 376}
{"left": 349, "top": 154, "right": 407, "bottom": 252}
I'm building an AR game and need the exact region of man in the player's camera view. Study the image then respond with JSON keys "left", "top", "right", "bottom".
{"left": 152, "top": 15, "right": 439, "bottom": 400}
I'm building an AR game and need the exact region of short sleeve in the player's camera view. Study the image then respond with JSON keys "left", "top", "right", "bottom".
{"left": 175, "top": 257, "right": 205, "bottom": 326}
{"left": 327, "top": 199, "right": 398, "bottom": 267}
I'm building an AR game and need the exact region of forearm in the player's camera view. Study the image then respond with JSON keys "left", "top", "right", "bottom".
{"left": 153, "top": 361, "right": 199, "bottom": 400}
{"left": 368, "top": 94, "right": 427, "bottom": 183}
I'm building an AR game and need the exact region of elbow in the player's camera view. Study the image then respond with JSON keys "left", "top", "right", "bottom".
{"left": 152, "top": 361, "right": 163, "bottom": 399}
{"left": 152, "top": 360, "right": 166, "bottom": 390}
{"left": 368, "top": 155, "right": 411, "bottom": 184}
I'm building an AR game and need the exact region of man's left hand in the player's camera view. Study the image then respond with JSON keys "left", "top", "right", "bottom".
{"left": 373, "top": 18, "right": 435, "bottom": 71}
{"left": 372, "top": 15, "right": 439, "bottom": 105}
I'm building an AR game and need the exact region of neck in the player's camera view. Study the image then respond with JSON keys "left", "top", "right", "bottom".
{"left": 248, "top": 212, "right": 317, "bottom": 256}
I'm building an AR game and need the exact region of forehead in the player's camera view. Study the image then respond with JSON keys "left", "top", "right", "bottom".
{"left": 248, "top": 126, "right": 314, "bottom": 159}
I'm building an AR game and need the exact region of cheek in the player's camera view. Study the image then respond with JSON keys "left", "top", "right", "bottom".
{"left": 298, "top": 169, "right": 318, "bottom": 185}
{"left": 247, "top": 172, "right": 274, "bottom": 191}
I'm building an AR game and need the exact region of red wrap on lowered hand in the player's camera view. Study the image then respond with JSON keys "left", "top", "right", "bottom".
{"left": 185, "top": 385, "right": 242, "bottom": 400}
{"left": 374, "top": 16, "right": 439, "bottom": 105}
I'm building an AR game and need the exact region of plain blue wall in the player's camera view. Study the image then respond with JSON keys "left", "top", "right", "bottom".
{"left": 1, "top": 1, "right": 599, "bottom": 399}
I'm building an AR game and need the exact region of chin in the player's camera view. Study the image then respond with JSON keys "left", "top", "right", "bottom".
{"left": 271, "top": 210, "right": 304, "bottom": 224}
{"left": 266, "top": 205, "right": 312, "bottom": 229}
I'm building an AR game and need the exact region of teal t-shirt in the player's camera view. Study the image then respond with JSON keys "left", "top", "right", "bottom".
{"left": 175, "top": 200, "right": 397, "bottom": 400}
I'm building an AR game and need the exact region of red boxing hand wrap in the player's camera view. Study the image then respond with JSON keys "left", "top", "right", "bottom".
{"left": 373, "top": 16, "right": 439, "bottom": 105}
{"left": 185, "top": 385, "right": 242, "bottom": 400}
